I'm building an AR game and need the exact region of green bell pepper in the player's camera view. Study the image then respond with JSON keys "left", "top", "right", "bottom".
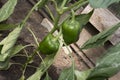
{"left": 62, "top": 19, "right": 81, "bottom": 45}
{"left": 38, "top": 34, "right": 60, "bottom": 55}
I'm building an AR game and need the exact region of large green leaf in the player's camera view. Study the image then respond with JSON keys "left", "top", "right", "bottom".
{"left": 27, "top": 54, "right": 55, "bottom": 80}
{"left": 87, "top": 42, "right": 120, "bottom": 80}
{"left": 0, "top": 45, "right": 31, "bottom": 70}
{"left": 75, "top": 10, "right": 93, "bottom": 26}
{"left": 0, "top": 25, "right": 22, "bottom": 61}
{"left": 58, "top": 63, "right": 75, "bottom": 80}
{"left": 0, "top": 26, "right": 28, "bottom": 70}
{"left": 81, "top": 22, "right": 120, "bottom": 49}
{"left": 0, "top": 0, "right": 17, "bottom": 22}
{"left": 89, "top": 0, "right": 120, "bottom": 8}
{"left": 75, "top": 70, "right": 91, "bottom": 80}
{"left": 0, "top": 24, "right": 17, "bottom": 30}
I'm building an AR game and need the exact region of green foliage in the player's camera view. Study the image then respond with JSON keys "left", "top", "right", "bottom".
{"left": 0, "top": 57, "right": 10, "bottom": 70}
{"left": 56, "top": 0, "right": 71, "bottom": 7}
{"left": 0, "top": 44, "right": 30, "bottom": 70}
{"left": 58, "top": 62, "right": 75, "bottom": 80}
{"left": 89, "top": 0, "right": 120, "bottom": 8}
{"left": 0, "top": 24, "right": 30, "bottom": 70}
{"left": 44, "top": 72, "right": 52, "bottom": 80}
{"left": 27, "top": 54, "right": 55, "bottom": 80}
{"left": 11, "top": 44, "right": 31, "bottom": 56}
{"left": 87, "top": 42, "right": 120, "bottom": 80}
{"left": 0, "top": 25, "right": 22, "bottom": 61}
{"left": 81, "top": 22, "right": 120, "bottom": 49}
{"left": 36, "top": 0, "right": 48, "bottom": 10}
{"left": 19, "top": 75, "right": 25, "bottom": 80}
{"left": 75, "top": 70, "right": 92, "bottom": 80}
{"left": 0, "top": 0, "right": 17, "bottom": 22}
{"left": 0, "top": 24, "right": 17, "bottom": 30}
{"left": 75, "top": 10, "right": 93, "bottom": 26}
{"left": 0, "top": 0, "right": 120, "bottom": 80}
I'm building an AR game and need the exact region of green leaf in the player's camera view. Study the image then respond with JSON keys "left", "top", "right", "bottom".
{"left": 75, "top": 10, "right": 93, "bottom": 26}
{"left": 27, "top": 54, "right": 55, "bottom": 80}
{"left": 0, "top": 24, "right": 17, "bottom": 30}
{"left": 89, "top": 0, "right": 120, "bottom": 8}
{"left": 0, "top": 57, "right": 10, "bottom": 70}
{"left": 10, "top": 44, "right": 31, "bottom": 57}
{"left": 0, "top": 25, "right": 22, "bottom": 61}
{"left": 0, "top": 0, "right": 17, "bottom": 22}
{"left": 58, "top": 63, "right": 75, "bottom": 80}
{"left": 44, "top": 72, "right": 52, "bottom": 80}
{"left": 87, "top": 42, "right": 120, "bottom": 80}
{"left": 19, "top": 75, "right": 25, "bottom": 80}
{"left": 0, "top": 44, "right": 29, "bottom": 70}
{"left": 75, "top": 70, "right": 92, "bottom": 80}
{"left": 81, "top": 22, "right": 120, "bottom": 49}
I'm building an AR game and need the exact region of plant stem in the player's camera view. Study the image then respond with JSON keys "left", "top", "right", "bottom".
{"left": 49, "top": 0, "right": 88, "bottom": 34}
{"left": 27, "top": 27, "right": 45, "bottom": 66}
{"left": 51, "top": 0, "right": 58, "bottom": 10}
{"left": 18, "top": 1, "right": 48, "bottom": 78}
{"left": 61, "top": 0, "right": 68, "bottom": 8}
{"left": 19, "top": 0, "right": 46, "bottom": 69}
{"left": 24, "top": 49, "right": 29, "bottom": 57}
{"left": 20, "top": 50, "right": 37, "bottom": 80}
{"left": 58, "top": 0, "right": 89, "bottom": 26}
{"left": 36, "top": 51, "right": 46, "bottom": 66}
{"left": 22, "top": 47, "right": 37, "bottom": 70}
{"left": 62, "top": 40, "right": 73, "bottom": 58}
{"left": 45, "top": 5, "right": 55, "bottom": 21}
{"left": 27, "top": 27, "right": 39, "bottom": 47}
{"left": 71, "top": 9, "right": 75, "bottom": 21}
{"left": 65, "top": 0, "right": 89, "bottom": 12}
{"left": 54, "top": 27, "right": 62, "bottom": 41}
{"left": 50, "top": 14, "right": 61, "bottom": 34}
{"left": 22, "top": 0, "right": 46, "bottom": 26}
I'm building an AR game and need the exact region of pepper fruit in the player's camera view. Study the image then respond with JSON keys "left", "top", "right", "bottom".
{"left": 38, "top": 34, "right": 60, "bottom": 55}
{"left": 62, "top": 19, "right": 81, "bottom": 45}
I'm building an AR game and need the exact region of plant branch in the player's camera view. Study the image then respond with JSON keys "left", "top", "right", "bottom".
{"left": 45, "top": 5, "right": 55, "bottom": 21}
{"left": 36, "top": 51, "right": 46, "bottom": 66}
{"left": 65, "top": 0, "right": 89, "bottom": 12}
{"left": 49, "top": 13, "right": 61, "bottom": 34}
{"left": 71, "top": 9, "right": 75, "bottom": 21}
{"left": 61, "top": 0, "right": 68, "bottom": 8}
{"left": 27, "top": 27, "right": 39, "bottom": 47}
{"left": 22, "top": 0, "right": 47, "bottom": 26}
{"left": 51, "top": 0, "right": 58, "bottom": 11}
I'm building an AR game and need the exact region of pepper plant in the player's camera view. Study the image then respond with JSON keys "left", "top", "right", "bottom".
{"left": 0, "top": 0, "right": 120, "bottom": 80}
